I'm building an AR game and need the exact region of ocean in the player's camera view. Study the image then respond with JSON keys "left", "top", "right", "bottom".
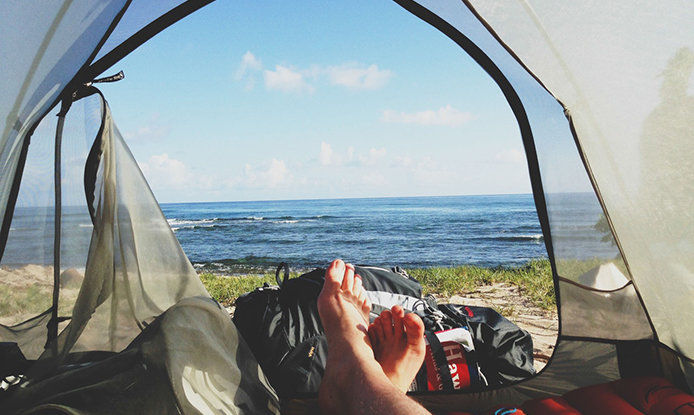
{"left": 162, "top": 194, "right": 548, "bottom": 274}
{"left": 3, "top": 193, "right": 618, "bottom": 275}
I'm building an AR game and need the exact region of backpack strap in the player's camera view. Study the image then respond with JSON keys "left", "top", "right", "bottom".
{"left": 424, "top": 330, "right": 455, "bottom": 391}
{"left": 275, "top": 262, "right": 290, "bottom": 287}
{"left": 414, "top": 363, "right": 428, "bottom": 391}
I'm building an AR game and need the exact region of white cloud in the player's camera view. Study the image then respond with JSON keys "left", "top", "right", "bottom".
{"left": 243, "top": 158, "right": 291, "bottom": 188}
{"left": 358, "top": 147, "right": 387, "bottom": 166}
{"left": 235, "top": 51, "right": 263, "bottom": 89}
{"left": 494, "top": 148, "right": 525, "bottom": 163}
{"left": 140, "top": 153, "right": 193, "bottom": 188}
{"left": 235, "top": 53, "right": 392, "bottom": 93}
{"left": 264, "top": 158, "right": 290, "bottom": 187}
{"left": 264, "top": 65, "right": 314, "bottom": 93}
{"left": 235, "top": 51, "right": 262, "bottom": 77}
{"left": 392, "top": 155, "right": 414, "bottom": 168}
{"left": 381, "top": 105, "right": 474, "bottom": 126}
{"left": 318, "top": 143, "right": 385, "bottom": 168}
{"left": 319, "top": 141, "right": 334, "bottom": 166}
{"left": 325, "top": 63, "right": 392, "bottom": 90}
{"left": 346, "top": 146, "right": 355, "bottom": 162}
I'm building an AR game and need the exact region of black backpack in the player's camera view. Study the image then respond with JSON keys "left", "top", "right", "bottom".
{"left": 232, "top": 264, "right": 423, "bottom": 396}
{"left": 232, "top": 264, "right": 534, "bottom": 396}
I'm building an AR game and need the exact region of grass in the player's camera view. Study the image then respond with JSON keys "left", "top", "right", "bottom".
{"left": 407, "top": 259, "right": 555, "bottom": 310}
{"left": 199, "top": 259, "right": 556, "bottom": 311}
{"left": 199, "top": 272, "right": 277, "bottom": 304}
{"left": 0, "top": 284, "right": 53, "bottom": 319}
{"left": 0, "top": 283, "right": 81, "bottom": 326}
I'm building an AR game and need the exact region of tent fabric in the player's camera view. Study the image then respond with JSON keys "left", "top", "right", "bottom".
{"left": 0, "top": 1, "right": 128, "bottom": 260}
{"left": 45, "top": 91, "right": 208, "bottom": 359}
{"left": 92, "top": 1, "right": 190, "bottom": 64}
{"left": 0, "top": 93, "right": 101, "bottom": 358}
{"left": 463, "top": 0, "right": 694, "bottom": 362}
{"left": 400, "top": 0, "right": 650, "bottom": 344}
{"left": 4, "top": 296, "right": 279, "bottom": 415}
{"left": 1, "top": 0, "right": 692, "bottom": 413}
{"left": 559, "top": 280, "right": 652, "bottom": 340}
{"left": 86, "top": 1, "right": 215, "bottom": 79}
{"left": 0, "top": 91, "right": 279, "bottom": 413}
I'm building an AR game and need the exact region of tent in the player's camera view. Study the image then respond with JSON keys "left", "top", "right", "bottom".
{"left": 0, "top": 1, "right": 691, "bottom": 413}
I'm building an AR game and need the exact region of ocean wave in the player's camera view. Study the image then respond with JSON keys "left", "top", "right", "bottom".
{"left": 463, "top": 234, "right": 544, "bottom": 242}
{"left": 168, "top": 215, "right": 333, "bottom": 229}
{"left": 168, "top": 218, "right": 217, "bottom": 232}
{"left": 167, "top": 218, "right": 216, "bottom": 227}
{"left": 495, "top": 234, "right": 544, "bottom": 242}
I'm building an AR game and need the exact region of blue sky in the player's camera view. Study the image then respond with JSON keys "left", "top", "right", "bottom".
{"left": 99, "top": 0, "right": 531, "bottom": 203}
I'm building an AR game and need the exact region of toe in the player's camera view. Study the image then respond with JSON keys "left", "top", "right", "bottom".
{"left": 379, "top": 309, "right": 394, "bottom": 339}
{"left": 392, "top": 305, "right": 405, "bottom": 339}
{"left": 403, "top": 313, "right": 425, "bottom": 347}
{"left": 370, "top": 317, "right": 385, "bottom": 343}
{"left": 324, "top": 259, "right": 345, "bottom": 289}
{"left": 361, "top": 296, "right": 372, "bottom": 317}
{"left": 341, "top": 263, "right": 355, "bottom": 292}
{"left": 368, "top": 323, "right": 377, "bottom": 344}
{"left": 353, "top": 274, "right": 363, "bottom": 298}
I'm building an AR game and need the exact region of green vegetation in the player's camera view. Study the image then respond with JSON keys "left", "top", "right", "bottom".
{"left": 199, "top": 259, "right": 556, "bottom": 310}
{"left": 0, "top": 284, "right": 52, "bottom": 319}
{"left": 199, "top": 271, "right": 297, "bottom": 305}
{"left": 0, "top": 283, "right": 80, "bottom": 325}
{"left": 407, "top": 259, "right": 555, "bottom": 310}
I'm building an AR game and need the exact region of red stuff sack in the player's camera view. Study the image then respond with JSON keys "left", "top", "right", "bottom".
{"left": 419, "top": 326, "right": 485, "bottom": 391}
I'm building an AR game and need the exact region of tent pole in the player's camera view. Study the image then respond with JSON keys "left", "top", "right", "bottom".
{"left": 47, "top": 97, "right": 71, "bottom": 357}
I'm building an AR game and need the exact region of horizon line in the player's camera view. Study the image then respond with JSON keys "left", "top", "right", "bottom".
{"left": 158, "top": 191, "right": 592, "bottom": 205}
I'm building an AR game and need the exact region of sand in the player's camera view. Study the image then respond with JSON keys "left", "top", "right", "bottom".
{"left": 442, "top": 283, "right": 557, "bottom": 372}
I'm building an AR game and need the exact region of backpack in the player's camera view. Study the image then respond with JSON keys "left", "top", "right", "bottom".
{"left": 232, "top": 264, "right": 534, "bottom": 396}
{"left": 232, "top": 263, "right": 423, "bottom": 397}
{"left": 438, "top": 304, "right": 536, "bottom": 385}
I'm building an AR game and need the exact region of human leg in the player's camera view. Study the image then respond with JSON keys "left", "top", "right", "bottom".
{"left": 317, "top": 259, "right": 431, "bottom": 415}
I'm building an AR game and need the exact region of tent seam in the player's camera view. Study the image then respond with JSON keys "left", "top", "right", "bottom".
{"left": 86, "top": 0, "right": 215, "bottom": 79}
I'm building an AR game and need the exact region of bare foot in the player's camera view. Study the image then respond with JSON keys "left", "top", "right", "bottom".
{"left": 368, "top": 305, "right": 426, "bottom": 392}
{"left": 317, "top": 259, "right": 375, "bottom": 413}
{"left": 317, "top": 260, "right": 372, "bottom": 344}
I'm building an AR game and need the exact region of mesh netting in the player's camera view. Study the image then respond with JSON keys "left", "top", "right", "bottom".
{"left": 467, "top": 0, "right": 693, "bottom": 362}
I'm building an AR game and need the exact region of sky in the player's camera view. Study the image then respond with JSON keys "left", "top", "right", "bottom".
{"left": 98, "top": 0, "right": 532, "bottom": 203}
